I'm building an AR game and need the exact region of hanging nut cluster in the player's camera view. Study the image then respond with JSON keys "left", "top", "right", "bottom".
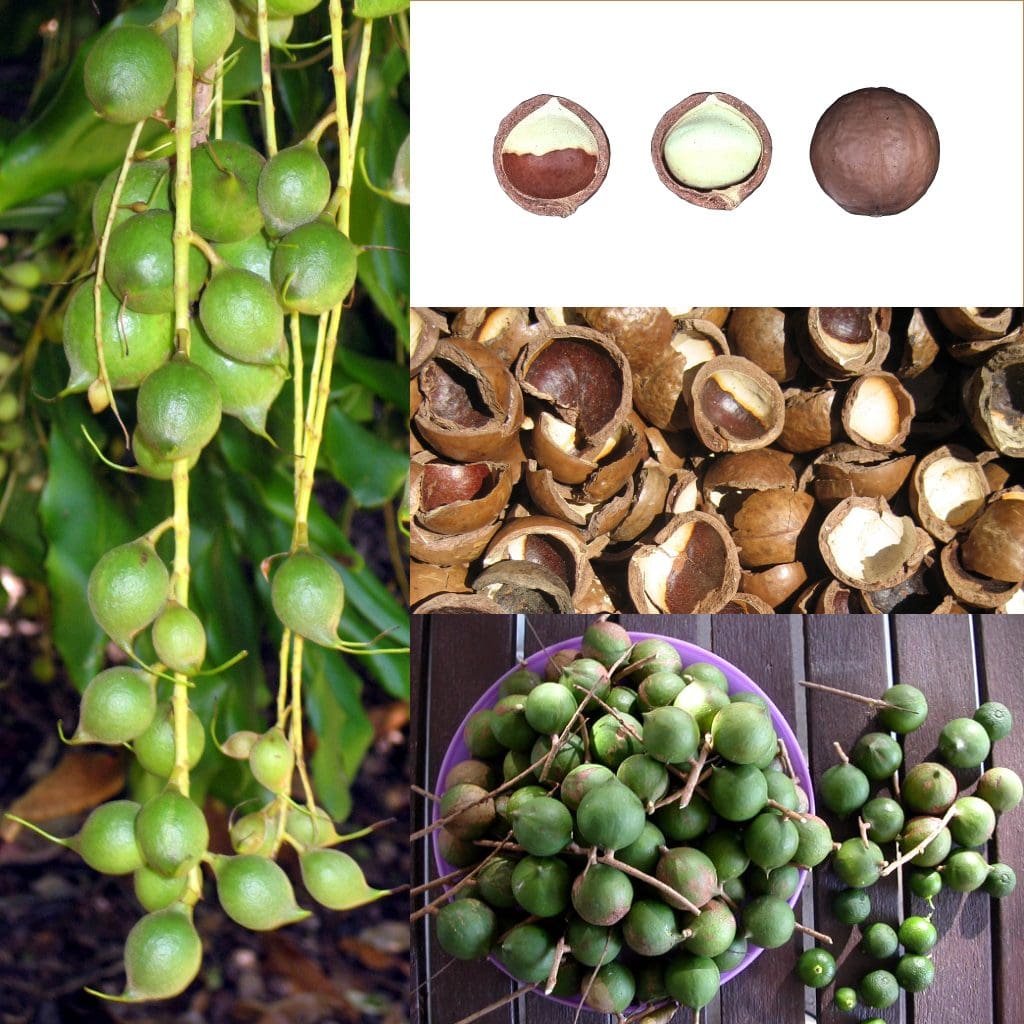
{"left": 410, "top": 307, "right": 1024, "bottom": 614}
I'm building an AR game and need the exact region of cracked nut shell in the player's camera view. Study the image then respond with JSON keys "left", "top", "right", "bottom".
{"left": 493, "top": 95, "right": 610, "bottom": 218}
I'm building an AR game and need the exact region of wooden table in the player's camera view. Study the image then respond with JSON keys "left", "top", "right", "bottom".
{"left": 411, "top": 615, "right": 1023, "bottom": 1024}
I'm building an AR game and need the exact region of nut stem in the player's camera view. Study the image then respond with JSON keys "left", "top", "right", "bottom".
{"left": 800, "top": 679, "right": 889, "bottom": 709}
{"left": 794, "top": 922, "right": 833, "bottom": 945}
{"left": 880, "top": 803, "right": 958, "bottom": 877}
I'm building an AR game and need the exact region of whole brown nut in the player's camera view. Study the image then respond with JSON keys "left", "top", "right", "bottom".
{"left": 493, "top": 95, "right": 610, "bottom": 217}
{"left": 651, "top": 92, "right": 773, "bottom": 210}
{"left": 740, "top": 561, "right": 808, "bottom": 609}
{"left": 809, "top": 87, "right": 940, "bottom": 216}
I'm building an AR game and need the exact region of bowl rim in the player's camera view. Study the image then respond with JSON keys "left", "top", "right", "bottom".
{"left": 431, "top": 630, "right": 814, "bottom": 1012}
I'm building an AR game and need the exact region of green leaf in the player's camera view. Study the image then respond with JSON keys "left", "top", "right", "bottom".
{"left": 354, "top": 0, "right": 409, "bottom": 16}
{"left": 320, "top": 407, "right": 406, "bottom": 508}
{"left": 336, "top": 347, "right": 407, "bottom": 410}
{"left": 304, "top": 647, "right": 376, "bottom": 821}
{"left": 39, "top": 417, "right": 132, "bottom": 689}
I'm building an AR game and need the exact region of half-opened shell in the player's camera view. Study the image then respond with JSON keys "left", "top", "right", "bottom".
{"left": 778, "top": 387, "right": 841, "bottom": 453}
{"left": 689, "top": 356, "right": 784, "bottom": 452}
{"left": 413, "top": 458, "right": 513, "bottom": 535}
{"left": 841, "top": 371, "right": 915, "bottom": 451}
{"left": 819, "top": 496, "right": 933, "bottom": 591}
{"left": 909, "top": 445, "right": 990, "bottom": 542}
{"left": 725, "top": 308, "right": 800, "bottom": 383}
{"left": 801, "top": 308, "right": 891, "bottom": 380}
{"left": 471, "top": 560, "right": 574, "bottom": 613}
{"left": 731, "top": 489, "right": 815, "bottom": 568}
{"left": 740, "top": 561, "right": 808, "bottom": 609}
{"left": 960, "top": 491, "right": 1024, "bottom": 583}
{"left": 812, "top": 445, "right": 916, "bottom": 508}
{"left": 964, "top": 343, "right": 1024, "bottom": 457}
{"left": 628, "top": 511, "right": 740, "bottom": 612}
{"left": 940, "top": 537, "right": 1022, "bottom": 609}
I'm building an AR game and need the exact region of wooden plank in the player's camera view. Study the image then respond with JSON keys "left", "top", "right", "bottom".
{"left": 417, "top": 615, "right": 520, "bottom": 1024}
{"left": 712, "top": 616, "right": 807, "bottom": 1024}
{"left": 619, "top": 614, "right": 712, "bottom": 649}
{"left": 974, "top": 617, "right": 1024, "bottom": 1024}
{"left": 804, "top": 616, "right": 905, "bottom": 1024}
{"left": 893, "top": 615, "right": 992, "bottom": 1024}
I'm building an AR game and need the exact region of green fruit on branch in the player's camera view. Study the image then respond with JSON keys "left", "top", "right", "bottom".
{"left": 708, "top": 763, "right": 769, "bottom": 822}
{"left": 270, "top": 550, "right": 349, "bottom": 646}
{"left": 213, "top": 853, "right": 311, "bottom": 930}
{"left": 74, "top": 667, "right": 156, "bottom": 744}
{"left": 270, "top": 219, "right": 357, "bottom": 315}
{"left": 258, "top": 143, "right": 332, "bottom": 237}
{"left": 78, "top": 799, "right": 145, "bottom": 875}
{"left": 877, "top": 683, "right": 928, "bottom": 733}
{"left": 495, "top": 922, "right": 555, "bottom": 983}
{"left": 62, "top": 280, "right": 173, "bottom": 394}
{"left": 285, "top": 805, "right": 341, "bottom": 849}
{"left": 616, "top": 754, "right": 669, "bottom": 806}
{"left": 162, "top": 0, "right": 235, "bottom": 73}
{"left": 134, "top": 701, "right": 205, "bottom": 778}
{"left": 198, "top": 267, "right": 285, "bottom": 365}
{"left": 84, "top": 26, "right": 174, "bottom": 125}
{"left": 115, "top": 907, "right": 202, "bottom": 1000}
{"left": 818, "top": 760, "right": 870, "bottom": 818}
{"left": 675, "top": 681, "right": 729, "bottom": 733}
{"left": 524, "top": 681, "right": 577, "bottom": 735}
{"left": 475, "top": 855, "right": 518, "bottom": 910}
{"left": 656, "top": 847, "right": 717, "bottom": 909}
{"left": 133, "top": 864, "right": 189, "bottom": 911}
{"left": 860, "top": 796, "right": 905, "bottom": 843}
{"left": 791, "top": 814, "right": 833, "bottom": 867}
{"left": 151, "top": 603, "right": 207, "bottom": 675}
{"left": 87, "top": 539, "right": 169, "bottom": 646}
{"left": 105, "top": 210, "right": 208, "bottom": 314}
{"left": 975, "top": 767, "right": 1023, "bottom": 812}
{"left": 941, "top": 849, "right": 989, "bottom": 893}
{"left": 580, "top": 619, "right": 632, "bottom": 669}
{"left": 248, "top": 727, "right": 295, "bottom": 793}
{"left": 299, "top": 849, "right": 388, "bottom": 910}
{"left": 489, "top": 693, "right": 535, "bottom": 752}
{"left": 92, "top": 160, "right": 171, "bottom": 238}
{"left": 190, "top": 141, "right": 265, "bottom": 242}
{"left": 901, "top": 816, "right": 952, "bottom": 867}
{"left": 510, "top": 795, "right": 572, "bottom": 856}
{"left": 135, "top": 787, "right": 209, "bottom": 878}
{"left": 682, "top": 898, "right": 737, "bottom": 958}
{"left": 510, "top": 855, "right": 571, "bottom": 917}
{"left": 189, "top": 319, "right": 286, "bottom": 437}
{"left": 948, "top": 795, "right": 996, "bottom": 847}
{"left": 833, "top": 837, "right": 885, "bottom": 887}
{"left": 136, "top": 356, "right": 222, "bottom": 460}
{"left": 590, "top": 711, "right": 643, "bottom": 768}
{"left": 230, "top": 809, "right": 276, "bottom": 856}
{"left": 710, "top": 702, "right": 776, "bottom": 765}
{"left": 438, "top": 783, "right": 494, "bottom": 840}
{"left": 132, "top": 429, "right": 200, "bottom": 480}
{"left": 215, "top": 231, "right": 274, "bottom": 280}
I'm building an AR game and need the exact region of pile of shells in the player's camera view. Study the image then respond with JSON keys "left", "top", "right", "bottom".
{"left": 409, "top": 307, "right": 1024, "bottom": 614}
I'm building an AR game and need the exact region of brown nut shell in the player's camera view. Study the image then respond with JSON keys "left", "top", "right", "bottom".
{"left": 940, "top": 537, "right": 1022, "bottom": 609}
{"left": 725, "top": 308, "right": 800, "bottom": 383}
{"left": 409, "top": 515, "right": 502, "bottom": 567}
{"left": 731, "top": 488, "right": 815, "bottom": 568}
{"left": 801, "top": 308, "right": 892, "bottom": 380}
{"left": 610, "top": 463, "right": 671, "bottom": 544}
{"left": 719, "top": 593, "right": 775, "bottom": 614}
{"left": 809, "top": 87, "right": 939, "bottom": 216}
{"left": 414, "top": 337, "right": 524, "bottom": 462}
{"left": 841, "top": 371, "right": 915, "bottom": 452}
{"left": 740, "top": 561, "right": 808, "bottom": 609}
{"left": 651, "top": 92, "right": 772, "bottom": 210}
{"left": 896, "top": 308, "right": 942, "bottom": 378}
{"left": 778, "top": 387, "right": 841, "bottom": 453}
{"left": 580, "top": 307, "right": 675, "bottom": 378}
{"left": 410, "top": 307, "right": 448, "bottom": 376}
{"left": 409, "top": 562, "right": 470, "bottom": 607}
{"left": 413, "top": 458, "right": 513, "bottom": 536}
{"left": 413, "top": 593, "right": 505, "bottom": 614}
{"left": 909, "top": 445, "right": 990, "bottom": 542}
{"left": 937, "top": 308, "right": 1014, "bottom": 341}
{"left": 689, "top": 356, "right": 784, "bottom": 452}
{"left": 628, "top": 511, "right": 740, "bottom": 613}
{"left": 493, "top": 95, "right": 610, "bottom": 218}
{"left": 472, "top": 560, "right": 574, "bottom": 613}
{"left": 964, "top": 342, "right": 1024, "bottom": 457}
{"left": 959, "top": 491, "right": 1024, "bottom": 583}
{"left": 812, "top": 445, "right": 916, "bottom": 508}
{"left": 701, "top": 448, "right": 797, "bottom": 518}
{"left": 819, "top": 496, "right": 933, "bottom": 591}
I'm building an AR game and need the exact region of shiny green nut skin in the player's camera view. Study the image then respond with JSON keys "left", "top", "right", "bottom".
{"left": 833, "top": 838, "right": 885, "bottom": 888}
{"left": 742, "top": 894, "right": 794, "bottom": 949}
{"left": 560, "top": 658, "right": 611, "bottom": 702}
{"left": 435, "top": 898, "right": 496, "bottom": 960}
{"left": 818, "top": 762, "right": 870, "bottom": 818}
{"left": 797, "top": 947, "right": 837, "bottom": 988}
{"left": 701, "top": 829, "right": 749, "bottom": 881}
{"left": 258, "top": 142, "right": 332, "bottom": 236}
{"left": 639, "top": 671, "right": 686, "bottom": 710}
{"left": 616, "top": 754, "right": 669, "bottom": 805}
{"left": 590, "top": 711, "right": 643, "bottom": 769}
{"left": 571, "top": 864, "right": 634, "bottom": 927}
{"left": 983, "top": 862, "right": 1017, "bottom": 898}
{"left": 664, "top": 953, "right": 720, "bottom": 1009}
{"left": 949, "top": 795, "right": 997, "bottom": 847}
{"left": 121, "top": 907, "right": 202, "bottom": 1000}
{"left": 656, "top": 847, "right": 718, "bottom": 910}
{"left": 499, "top": 666, "right": 542, "bottom": 697}
{"left": 909, "top": 868, "right": 943, "bottom": 901}
{"left": 938, "top": 716, "right": 992, "bottom": 769}
{"left": 76, "top": 667, "right": 156, "bottom": 744}
{"left": 902, "top": 761, "right": 958, "bottom": 816}
{"left": 832, "top": 887, "right": 871, "bottom": 925}
{"left": 77, "top": 799, "right": 144, "bottom": 875}
{"left": 974, "top": 700, "right": 1013, "bottom": 741}
{"left": 976, "top": 766, "right": 1023, "bottom": 812}
{"left": 675, "top": 681, "right": 730, "bottom": 734}
{"left": 713, "top": 934, "right": 747, "bottom": 972}
{"left": 895, "top": 953, "right": 935, "bottom": 993}
{"left": 642, "top": 706, "right": 700, "bottom": 764}
{"left": 489, "top": 694, "right": 536, "bottom": 752}
{"left": 530, "top": 733, "right": 584, "bottom": 783}
{"left": 628, "top": 638, "right": 683, "bottom": 680}
{"left": 464, "top": 709, "right": 502, "bottom": 758}
{"left": 271, "top": 220, "right": 357, "bottom": 315}
{"left": 524, "top": 681, "right": 577, "bottom": 735}
{"left": 136, "top": 357, "right": 222, "bottom": 460}
{"left": 615, "top": 820, "right": 667, "bottom": 875}
{"left": 861, "top": 796, "right": 905, "bottom": 843}
{"left": 560, "top": 763, "right": 615, "bottom": 813}
{"left": 567, "top": 917, "right": 622, "bottom": 966}
{"left": 902, "top": 816, "right": 952, "bottom": 867}
{"left": 743, "top": 811, "right": 799, "bottom": 871}
{"left": 510, "top": 856, "right": 571, "bottom": 917}
{"left": 851, "top": 731, "right": 903, "bottom": 781}
{"left": 475, "top": 856, "right": 518, "bottom": 910}
{"left": 84, "top": 26, "right": 174, "bottom": 125}
{"left": 877, "top": 683, "right": 928, "bottom": 733}
{"left": 708, "top": 763, "right": 768, "bottom": 822}
{"left": 859, "top": 969, "right": 900, "bottom": 1009}
{"left": 623, "top": 899, "right": 683, "bottom": 956}
{"left": 792, "top": 814, "right": 833, "bottom": 868}
{"left": 941, "top": 850, "right": 989, "bottom": 893}
{"left": 682, "top": 898, "right": 737, "bottom": 958}
{"left": 510, "top": 795, "right": 572, "bottom": 856}
{"left": 576, "top": 780, "right": 646, "bottom": 850}
{"left": 682, "top": 662, "right": 728, "bottom": 691}
{"left": 496, "top": 922, "right": 556, "bottom": 983}
{"left": 655, "top": 792, "right": 712, "bottom": 841}
{"left": 586, "top": 962, "right": 636, "bottom": 1014}
{"left": 861, "top": 921, "right": 898, "bottom": 959}
{"left": 87, "top": 540, "right": 169, "bottom": 646}
{"left": 898, "top": 915, "right": 938, "bottom": 954}
{"left": 834, "top": 987, "right": 858, "bottom": 1012}
{"left": 709, "top": 702, "right": 777, "bottom": 765}
{"left": 580, "top": 619, "right": 632, "bottom": 669}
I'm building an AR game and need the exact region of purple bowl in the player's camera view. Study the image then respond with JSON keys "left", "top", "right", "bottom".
{"left": 432, "top": 632, "right": 814, "bottom": 1011}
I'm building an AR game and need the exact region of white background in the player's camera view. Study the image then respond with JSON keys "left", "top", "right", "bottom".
{"left": 411, "top": 1, "right": 1024, "bottom": 306}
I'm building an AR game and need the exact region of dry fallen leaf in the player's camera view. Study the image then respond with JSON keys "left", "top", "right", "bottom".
{"left": 1, "top": 750, "right": 124, "bottom": 843}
